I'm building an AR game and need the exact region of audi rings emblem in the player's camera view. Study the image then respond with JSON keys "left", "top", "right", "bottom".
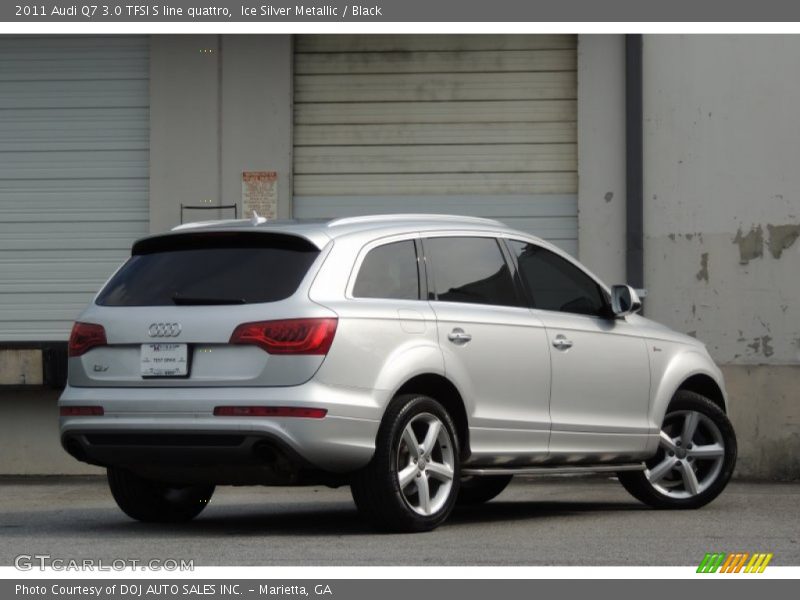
{"left": 147, "top": 322, "right": 182, "bottom": 338}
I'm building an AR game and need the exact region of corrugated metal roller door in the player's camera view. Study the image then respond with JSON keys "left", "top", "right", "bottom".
{"left": 293, "top": 34, "right": 578, "bottom": 254}
{"left": 0, "top": 36, "right": 149, "bottom": 341}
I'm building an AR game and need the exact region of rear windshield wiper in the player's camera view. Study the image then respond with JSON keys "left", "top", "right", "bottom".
{"left": 171, "top": 294, "right": 246, "bottom": 306}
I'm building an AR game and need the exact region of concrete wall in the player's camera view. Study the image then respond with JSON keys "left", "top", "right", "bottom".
{"left": 643, "top": 36, "right": 800, "bottom": 479}
{"left": 150, "top": 35, "right": 293, "bottom": 233}
{"left": 0, "top": 389, "right": 101, "bottom": 475}
{"left": 577, "top": 35, "right": 627, "bottom": 285}
{"left": 150, "top": 35, "right": 221, "bottom": 233}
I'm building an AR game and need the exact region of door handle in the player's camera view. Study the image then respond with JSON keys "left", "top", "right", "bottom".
{"left": 447, "top": 328, "right": 472, "bottom": 345}
{"left": 552, "top": 335, "right": 573, "bottom": 350}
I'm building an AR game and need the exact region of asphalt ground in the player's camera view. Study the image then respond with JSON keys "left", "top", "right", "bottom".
{"left": 0, "top": 476, "right": 797, "bottom": 566}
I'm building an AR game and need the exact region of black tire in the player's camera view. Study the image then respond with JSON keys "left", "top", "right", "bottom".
{"left": 618, "top": 390, "right": 737, "bottom": 509}
{"left": 457, "top": 475, "right": 513, "bottom": 505}
{"left": 351, "top": 394, "right": 461, "bottom": 532}
{"left": 107, "top": 467, "right": 214, "bottom": 523}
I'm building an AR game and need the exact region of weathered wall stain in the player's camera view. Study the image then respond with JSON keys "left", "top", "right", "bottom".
{"left": 766, "top": 223, "right": 800, "bottom": 259}
{"left": 762, "top": 335, "right": 774, "bottom": 358}
{"left": 665, "top": 232, "right": 703, "bottom": 243}
{"left": 604, "top": 191, "right": 613, "bottom": 203}
{"left": 695, "top": 252, "right": 710, "bottom": 282}
{"left": 745, "top": 335, "right": 775, "bottom": 357}
{"left": 733, "top": 225, "right": 764, "bottom": 264}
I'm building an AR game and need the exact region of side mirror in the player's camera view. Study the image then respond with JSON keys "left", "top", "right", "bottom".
{"left": 611, "top": 284, "right": 642, "bottom": 317}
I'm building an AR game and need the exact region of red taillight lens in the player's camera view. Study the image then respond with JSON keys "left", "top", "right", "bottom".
{"left": 60, "top": 406, "right": 104, "bottom": 416}
{"left": 229, "top": 318, "right": 338, "bottom": 355}
{"left": 213, "top": 406, "right": 327, "bottom": 418}
{"left": 68, "top": 322, "right": 107, "bottom": 357}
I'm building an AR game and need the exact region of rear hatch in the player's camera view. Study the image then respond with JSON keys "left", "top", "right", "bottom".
{"left": 68, "top": 230, "right": 336, "bottom": 388}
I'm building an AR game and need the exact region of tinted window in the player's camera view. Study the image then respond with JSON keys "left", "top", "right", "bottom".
{"left": 353, "top": 240, "right": 420, "bottom": 300}
{"left": 425, "top": 237, "right": 519, "bottom": 307}
{"left": 508, "top": 240, "right": 606, "bottom": 316}
{"left": 97, "top": 232, "right": 319, "bottom": 306}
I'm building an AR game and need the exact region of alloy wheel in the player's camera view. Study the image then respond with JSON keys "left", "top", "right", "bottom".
{"left": 395, "top": 412, "right": 456, "bottom": 516}
{"left": 646, "top": 409, "right": 726, "bottom": 499}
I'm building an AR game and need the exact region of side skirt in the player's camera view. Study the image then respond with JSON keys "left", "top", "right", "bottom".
{"left": 461, "top": 463, "right": 645, "bottom": 477}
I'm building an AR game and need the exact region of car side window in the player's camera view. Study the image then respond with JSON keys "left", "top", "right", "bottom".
{"left": 424, "top": 237, "right": 519, "bottom": 307}
{"left": 508, "top": 240, "right": 607, "bottom": 317}
{"left": 353, "top": 240, "right": 420, "bottom": 300}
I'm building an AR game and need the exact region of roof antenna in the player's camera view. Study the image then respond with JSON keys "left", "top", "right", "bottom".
{"left": 251, "top": 210, "right": 267, "bottom": 225}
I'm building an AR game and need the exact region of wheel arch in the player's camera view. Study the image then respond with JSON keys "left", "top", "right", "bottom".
{"left": 677, "top": 374, "right": 726, "bottom": 413}
{"left": 649, "top": 350, "right": 728, "bottom": 434}
{"left": 393, "top": 373, "right": 470, "bottom": 460}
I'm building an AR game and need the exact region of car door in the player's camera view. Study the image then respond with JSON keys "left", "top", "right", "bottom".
{"left": 506, "top": 239, "right": 651, "bottom": 461}
{"left": 422, "top": 235, "right": 552, "bottom": 465}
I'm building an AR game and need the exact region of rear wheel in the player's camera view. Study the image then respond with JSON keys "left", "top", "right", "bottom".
{"left": 351, "top": 394, "right": 460, "bottom": 532}
{"left": 107, "top": 467, "right": 214, "bottom": 522}
{"left": 618, "top": 390, "right": 736, "bottom": 509}
{"left": 457, "top": 475, "right": 512, "bottom": 505}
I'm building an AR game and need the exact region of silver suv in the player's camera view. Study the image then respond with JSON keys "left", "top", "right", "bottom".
{"left": 59, "top": 214, "right": 736, "bottom": 531}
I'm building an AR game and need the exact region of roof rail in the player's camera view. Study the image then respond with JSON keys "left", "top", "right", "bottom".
{"left": 327, "top": 214, "right": 505, "bottom": 228}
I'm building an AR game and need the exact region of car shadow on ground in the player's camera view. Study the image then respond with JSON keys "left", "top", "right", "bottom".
{"left": 0, "top": 499, "right": 647, "bottom": 539}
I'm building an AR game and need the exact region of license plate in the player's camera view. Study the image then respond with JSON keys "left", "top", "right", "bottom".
{"left": 140, "top": 343, "right": 188, "bottom": 377}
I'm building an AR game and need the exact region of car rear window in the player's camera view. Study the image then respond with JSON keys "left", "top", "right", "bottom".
{"left": 96, "top": 232, "right": 320, "bottom": 306}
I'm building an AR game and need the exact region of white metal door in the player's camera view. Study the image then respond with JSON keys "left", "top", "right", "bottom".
{"left": 293, "top": 34, "right": 578, "bottom": 255}
{"left": 0, "top": 36, "right": 150, "bottom": 341}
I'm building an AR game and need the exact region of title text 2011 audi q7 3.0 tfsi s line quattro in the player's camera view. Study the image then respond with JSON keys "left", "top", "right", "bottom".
{"left": 59, "top": 214, "right": 737, "bottom": 531}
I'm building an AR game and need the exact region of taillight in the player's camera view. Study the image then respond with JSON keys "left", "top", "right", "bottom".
{"left": 229, "top": 318, "right": 337, "bottom": 355}
{"left": 214, "top": 406, "right": 327, "bottom": 418}
{"left": 68, "top": 322, "right": 107, "bottom": 357}
{"left": 60, "top": 406, "right": 104, "bottom": 416}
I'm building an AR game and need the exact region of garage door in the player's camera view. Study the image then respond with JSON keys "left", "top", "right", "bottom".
{"left": 0, "top": 36, "right": 150, "bottom": 341}
{"left": 293, "top": 34, "right": 577, "bottom": 254}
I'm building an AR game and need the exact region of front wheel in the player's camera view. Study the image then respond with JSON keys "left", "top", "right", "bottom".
{"left": 351, "top": 394, "right": 460, "bottom": 532}
{"left": 107, "top": 467, "right": 214, "bottom": 522}
{"left": 618, "top": 390, "right": 737, "bottom": 509}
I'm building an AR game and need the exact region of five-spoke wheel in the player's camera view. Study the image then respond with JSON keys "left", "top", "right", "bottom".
{"left": 646, "top": 410, "right": 726, "bottom": 498}
{"left": 351, "top": 394, "right": 461, "bottom": 532}
{"left": 618, "top": 390, "right": 736, "bottom": 509}
{"left": 396, "top": 413, "right": 456, "bottom": 516}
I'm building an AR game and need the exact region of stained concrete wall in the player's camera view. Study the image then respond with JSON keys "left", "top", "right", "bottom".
{"left": 577, "top": 35, "right": 627, "bottom": 285}
{"left": 150, "top": 35, "right": 293, "bottom": 233}
{"left": 643, "top": 36, "right": 800, "bottom": 479}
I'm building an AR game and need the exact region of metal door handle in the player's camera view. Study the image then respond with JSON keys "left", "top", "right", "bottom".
{"left": 448, "top": 328, "right": 472, "bottom": 345}
{"left": 552, "top": 335, "right": 573, "bottom": 350}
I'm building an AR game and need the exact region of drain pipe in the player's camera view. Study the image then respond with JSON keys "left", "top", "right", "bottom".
{"left": 625, "top": 34, "right": 645, "bottom": 299}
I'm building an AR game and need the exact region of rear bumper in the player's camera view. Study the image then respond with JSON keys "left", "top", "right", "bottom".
{"left": 58, "top": 381, "right": 382, "bottom": 478}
